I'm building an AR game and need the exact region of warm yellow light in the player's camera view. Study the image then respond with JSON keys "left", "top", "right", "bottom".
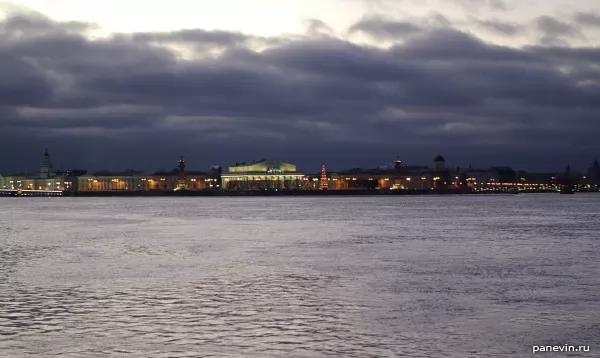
{"left": 406, "top": 178, "right": 411, "bottom": 181}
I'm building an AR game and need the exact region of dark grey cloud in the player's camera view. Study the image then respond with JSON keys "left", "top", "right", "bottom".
{"left": 535, "top": 16, "right": 584, "bottom": 45}
{"left": 350, "top": 17, "right": 423, "bottom": 39}
{"left": 348, "top": 13, "right": 452, "bottom": 41}
{"left": 452, "top": 0, "right": 506, "bottom": 12}
{"left": 129, "top": 29, "right": 250, "bottom": 46}
{"left": 0, "top": 12, "right": 95, "bottom": 39}
{"left": 0, "top": 54, "right": 53, "bottom": 106}
{"left": 0, "top": 11, "right": 599, "bottom": 174}
{"left": 475, "top": 19, "right": 523, "bottom": 36}
{"left": 574, "top": 12, "right": 600, "bottom": 28}
{"left": 303, "top": 19, "right": 334, "bottom": 36}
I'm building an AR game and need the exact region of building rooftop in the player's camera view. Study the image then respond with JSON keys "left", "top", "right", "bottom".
{"left": 228, "top": 160, "right": 299, "bottom": 173}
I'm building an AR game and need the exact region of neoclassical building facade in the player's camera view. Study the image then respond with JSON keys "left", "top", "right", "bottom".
{"left": 0, "top": 149, "right": 73, "bottom": 192}
{"left": 221, "top": 160, "right": 305, "bottom": 190}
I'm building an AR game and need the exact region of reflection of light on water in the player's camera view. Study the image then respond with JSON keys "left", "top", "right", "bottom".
{"left": 1, "top": 195, "right": 600, "bottom": 357}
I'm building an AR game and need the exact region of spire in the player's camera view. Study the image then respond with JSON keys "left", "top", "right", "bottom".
{"left": 39, "top": 148, "right": 53, "bottom": 179}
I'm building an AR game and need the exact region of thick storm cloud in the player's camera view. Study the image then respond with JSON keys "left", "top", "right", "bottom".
{"left": 0, "top": 6, "right": 599, "bottom": 174}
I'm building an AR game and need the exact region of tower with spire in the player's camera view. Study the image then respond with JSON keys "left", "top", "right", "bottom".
{"left": 39, "top": 149, "right": 53, "bottom": 179}
{"left": 176, "top": 156, "right": 188, "bottom": 191}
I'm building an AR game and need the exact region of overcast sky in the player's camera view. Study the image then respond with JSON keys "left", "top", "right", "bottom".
{"left": 1, "top": 0, "right": 599, "bottom": 173}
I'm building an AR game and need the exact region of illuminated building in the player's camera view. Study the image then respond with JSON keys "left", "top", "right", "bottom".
{"left": 75, "top": 157, "right": 214, "bottom": 192}
{"left": 324, "top": 156, "right": 450, "bottom": 191}
{"left": 0, "top": 153, "right": 217, "bottom": 194}
{"left": 222, "top": 159, "right": 304, "bottom": 190}
{"left": 2, "top": 150, "right": 597, "bottom": 195}
{"left": 0, "top": 150, "right": 72, "bottom": 195}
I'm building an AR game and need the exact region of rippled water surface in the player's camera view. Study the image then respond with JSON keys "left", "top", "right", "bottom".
{"left": 1, "top": 195, "right": 599, "bottom": 357}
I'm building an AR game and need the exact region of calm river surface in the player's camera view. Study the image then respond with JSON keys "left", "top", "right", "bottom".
{"left": 1, "top": 195, "right": 599, "bottom": 357}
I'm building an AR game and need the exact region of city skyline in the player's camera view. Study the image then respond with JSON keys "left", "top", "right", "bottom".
{"left": 1, "top": 148, "right": 598, "bottom": 175}
{"left": 1, "top": 1, "right": 600, "bottom": 172}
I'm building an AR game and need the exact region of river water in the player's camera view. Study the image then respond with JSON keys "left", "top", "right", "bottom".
{"left": 1, "top": 195, "right": 599, "bottom": 357}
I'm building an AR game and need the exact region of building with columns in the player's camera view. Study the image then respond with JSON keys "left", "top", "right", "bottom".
{"left": 1, "top": 152, "right": 217, "bottom": 194}
{"left": 315, "top": 155, "right": 457, "bottom": 191}
{"left": 0, "top": 149, "right": 72, "bottom": 192}
{"left": 222, "top": 159, "right": 305, "bottom": 190}
{"left": 75, "top": 156, "right": 217, "bottom": 192}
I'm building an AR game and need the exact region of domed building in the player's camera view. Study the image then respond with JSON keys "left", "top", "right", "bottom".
{"left": 432, "top": 155, "right": 446, "bottom": 170}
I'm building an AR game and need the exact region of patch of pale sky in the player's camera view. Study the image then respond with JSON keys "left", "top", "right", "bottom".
{"left": 2, "top": 0, "right": 599, "bottom": 47}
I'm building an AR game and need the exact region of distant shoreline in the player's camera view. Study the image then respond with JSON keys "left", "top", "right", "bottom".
{"left": 57, "top": 189, "right": 577, "bottom": 197}
{"left": 3, "top": 188, "right": 598, "bottom": 198}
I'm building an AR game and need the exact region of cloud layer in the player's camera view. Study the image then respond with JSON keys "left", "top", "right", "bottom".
{"left": 1, "top": 6, "right": 599, "bottom": 173}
